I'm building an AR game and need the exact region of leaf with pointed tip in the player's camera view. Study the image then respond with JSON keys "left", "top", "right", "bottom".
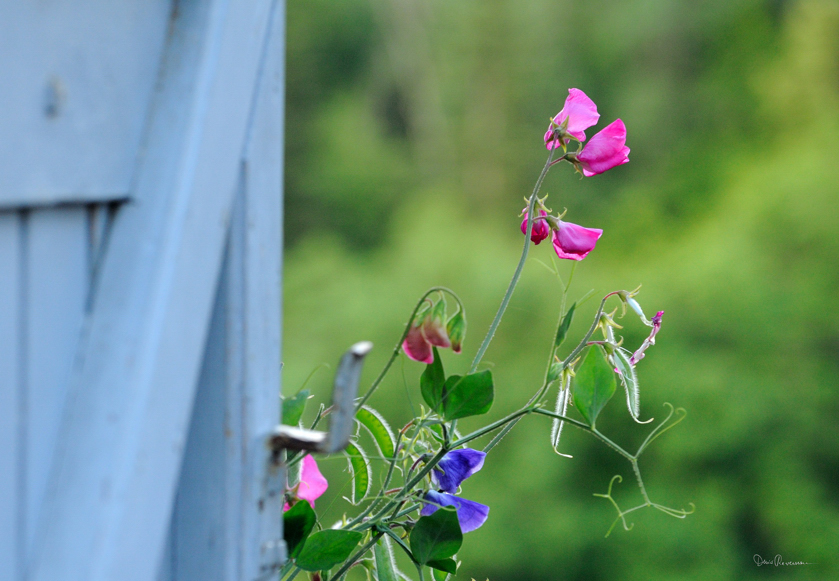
{"left": 428, "top": 558, "right": 458, "bottom": 574}
{"left": 555, "top": 302, "right": 576, "bottom": 348}
{"left": 572, "top": 346, "right": 617, "bottom": 426}
{"left": 421, "top": 348, "right": 446, "bottom": 410}
{"left": 440, "top": 370, "right": 494, "bottom": 421}
{"left": 282, "top": 500, "right": 316, "bottom": 559}
{"left": 356, "top": 406, "right": 396, "bottom": 458}
{"left": 295, "top": 530, "right": 363, "bottom": 571}
{"left": 281, "top": 389, "right": 310, "bottom": 426}
{"left": 410, "top": 508, "right": 463, "bottom": 565}
{"left": 344, "top": 441, "right": 370, "bottom": 504}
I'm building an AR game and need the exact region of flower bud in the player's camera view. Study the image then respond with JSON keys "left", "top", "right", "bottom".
{"left": 402, "top": 302, "right": 434, "bottom": 363}
{"left": 552, "top": 220, "right": 603, "bottom": 261}
{"left": 546, "top": 360, "right": 563, "bottom": 384}
{"left": 446, "top": 307, "right": 467, "bottom": 354}
{"left": 520, "top": 208, "right": 551, "bottom": 244}
{"left": 422, "top": 297, "right": 451, "bottom": 349}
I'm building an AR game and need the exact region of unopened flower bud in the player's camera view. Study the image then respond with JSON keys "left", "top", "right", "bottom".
{"left": 520, "top": 208, "right": 551, "bottom": 244}
{"left": 446, "top": 307, "right": 466, "bottom": 354}
{"left": 422, "top": 297, "right": 451, "bottom": 349}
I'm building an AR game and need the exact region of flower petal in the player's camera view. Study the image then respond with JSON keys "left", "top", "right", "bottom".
{"left": 578, "top": 119, "right": 630, "bottom": 176}
{"left": 403, "top": 323, "right": 433, "bottom": 364}
{"left": 432, "top": 448, "right": 486, "bottom": 493}
{"left": 551, "top": 221, "right": 603, "bottom": 261}
{"left": 555, "top": 88, "right": 600, "bottom": 142}
{"left": 297, "top": 454, "right": 328, "bottom": 507}
{"left": 420, "top": 491, "right": 490, "bottom": 533}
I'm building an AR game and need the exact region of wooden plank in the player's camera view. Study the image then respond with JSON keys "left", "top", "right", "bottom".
{"left": 29, "top": 1, "right": 277, "bottom": 580}
{"left": 165, "top": 0, "right": 285, "bottom": 568}
{"left": 168, "top": 252, "right": 231, "bottom": 581}
{"left": 238, "top": 0, "right": 286, "bottom": 574}
{"left": 0, "top": 0, "right": 170, "bottom": 207}
{"left": 24, "top": 207, "right": 88, "bottom": 557}
{"left": 0, "top": 212, "right": 22, "bottom": 581}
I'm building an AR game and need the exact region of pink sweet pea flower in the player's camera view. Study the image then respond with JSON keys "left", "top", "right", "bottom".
{"left": 284, "top": 454, "right": 328, "bottom": 511}
{"left": 545, "top": 88, "right": 600, "bottom": 150}
{"left": 576, "top": 119, "right": 630, "bottom": 176}
{"left": 403, "top": 319, "right": 434, "bottom": 364}
{"left": 551, "top": 221, "right": 603, "bottom": 261}
{"left": 520, "top": 207, "right": 551, "bottom": 244}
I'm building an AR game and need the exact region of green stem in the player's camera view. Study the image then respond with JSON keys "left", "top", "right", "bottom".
{"left": 469, "top": 151, "right": 556, "bottom": 374}
{"left": 328, "top": 532, "right": 383, "bottom": 580}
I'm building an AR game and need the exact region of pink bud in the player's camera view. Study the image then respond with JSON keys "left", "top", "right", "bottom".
{"left": 520, "top": 208, "right": 551, "bottom": 244}
{"left": 422, "top": 299, "right": 451, "bottom": 349}
{"left": 577, "top": 119, "right": 630, "bottom": 176}
{"left": 545, "top": 88, "right": 600, "bottom": 150}
{"left": 403, "top": 320, "right": 433, "bottom": 364}
{"left": 551, "top": 221, "right": 603, "bottom": 261}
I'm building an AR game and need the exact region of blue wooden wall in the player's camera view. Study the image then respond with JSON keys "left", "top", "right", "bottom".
{"left": 0, "top": 1, "right": 285, "bottom": 579}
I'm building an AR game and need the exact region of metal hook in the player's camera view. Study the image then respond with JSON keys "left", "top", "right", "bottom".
{"left": 268, "top": 341, "right": 373, "bottom": 458}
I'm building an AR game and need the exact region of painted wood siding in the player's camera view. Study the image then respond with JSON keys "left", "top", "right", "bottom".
{"left": 0, "top": 1, "right": 285, "bottom": 579}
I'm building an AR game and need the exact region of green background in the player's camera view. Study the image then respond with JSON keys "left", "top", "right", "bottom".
{"left": 282, "top": 0, "right": 839, "bottom": 579}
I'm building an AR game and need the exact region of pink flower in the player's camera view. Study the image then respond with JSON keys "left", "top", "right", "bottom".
{"left": 545, "top": 88, "right": 600, "bottom": 150}
{"left": 520, "top": 208, "right": 551, "bottom": 244}
{"left": 284, "top": 454, "right": 328, "bottom": 511}
{"left": 551, "top": 221, "right": 603, "bottom": 261}
{"left": 403, "top": 319, "right": 434, "bottom": 364}
{"left": 576, "top": 119, "right": 630, "bottom": 176}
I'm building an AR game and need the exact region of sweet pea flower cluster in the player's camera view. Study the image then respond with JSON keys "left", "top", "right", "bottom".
{"left": 544, "top": 88, "right": 630, "bottom": 176}
{"left": 421, "top": 448, "right": 489, "bottom": 533}
{"left": 522, "top": 88, "right": 629, "bottom": 262}
{"left": 403, "top": 294, "right": 465, "bottom": 364}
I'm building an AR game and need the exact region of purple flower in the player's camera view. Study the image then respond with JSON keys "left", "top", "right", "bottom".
{"left": 432, "top": 449, "right": 486, "bottom": 493}
{"left": 421, "top": 448, "right": 489, "bottom": 533}
{"left": 420, "top": 491, "right": 490, "bottom": 534}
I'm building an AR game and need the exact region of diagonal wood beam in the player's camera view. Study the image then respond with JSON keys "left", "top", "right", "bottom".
{"left": 29, "top": 1, "right": 277, "bottom": 579}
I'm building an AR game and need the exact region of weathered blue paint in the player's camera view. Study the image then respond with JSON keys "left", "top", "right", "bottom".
{"left": 0, "top": 1, "right": 285, "bottom": 580}
{"left": 0, "top": 1, "right": 170, "bottom": 208}
{"left": 0, "top": 213, "right": 22, "bottom": 581}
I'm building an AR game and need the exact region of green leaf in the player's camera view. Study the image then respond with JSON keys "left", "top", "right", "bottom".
{"left": 613, "top": 348, "right": 640, "bottom": 421}
{"left": 281, "top": 389, "right": 310, "bottom": 426}
{"left": 373, "top": 537, "right": 400, "bottom": 581}
{"left": 356, "top": 406, "right": 395, "bottom": 458}
{"left": 282, "top": 500, "right": 316, "bottom": 559}
{"left": 427, "top": 558, "right": 458, "bottom": 574}
{"left": 572, "top": 346, "right": 617, "bottom": 427}
{"left": 295, "top": 529, "right": 363, "bottom": 571}
{"left": 421, "top": 347, "right": 446, "bottom": 410}
{"left": 554, "top": 302, "right": 576, "bottom": 348}
{"left": 344, "top": 441, "right": 370, "bottom": 504}
{"left": 409, "top": 508, "right": 463, "bottom": 565}
{"left": 440, "top": 370, "right": 494, "bottom": 421}
{"left": 432, "top": 568, "right": 450, "bottom": 581}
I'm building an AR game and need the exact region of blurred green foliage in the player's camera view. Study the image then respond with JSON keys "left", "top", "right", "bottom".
{"left": 283, "top": 0, "right": 839, "bottom": 579}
